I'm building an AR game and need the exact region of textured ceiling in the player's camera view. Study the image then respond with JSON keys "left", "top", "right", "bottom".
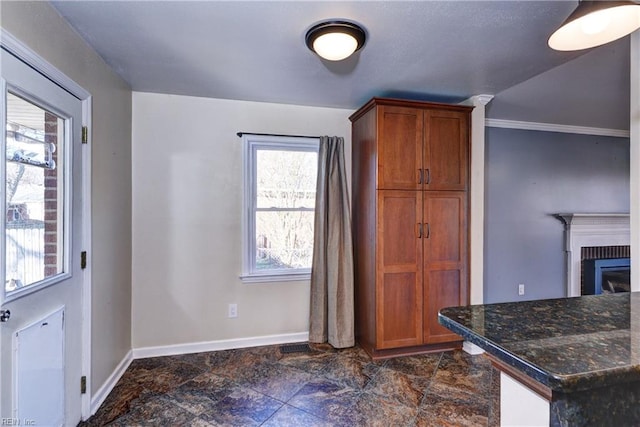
{"left": 50, "top": 1, "right": 631, "bottom": 130}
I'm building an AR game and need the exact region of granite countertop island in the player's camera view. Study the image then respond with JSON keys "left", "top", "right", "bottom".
{"left": 439, "top": 292, "right": 640, "bottom": 426}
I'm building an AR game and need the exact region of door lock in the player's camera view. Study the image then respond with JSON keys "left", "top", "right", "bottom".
{"left": 0, "top": 309, "right": 10, "bottom": 322}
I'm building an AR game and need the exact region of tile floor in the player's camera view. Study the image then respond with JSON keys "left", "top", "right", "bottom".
{"left": 80, "top": 343, "right": 499, "bottom": 426}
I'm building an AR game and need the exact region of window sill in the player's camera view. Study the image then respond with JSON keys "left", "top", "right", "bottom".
{"left": 240, "top": 272, "right": 311, "bottom": 284}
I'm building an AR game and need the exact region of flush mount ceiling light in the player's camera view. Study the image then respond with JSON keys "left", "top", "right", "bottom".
{"left": 305, "top": 20, "right": 366, "bottom": 61}
{"left": 548, "top": 0, "right": 640, "bottom": 51}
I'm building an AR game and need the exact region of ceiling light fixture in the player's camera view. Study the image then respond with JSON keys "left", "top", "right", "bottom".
{"left": 305, "top": 20, "right": 366, "bottom": 61}
{"left": 548, "top": 0, "right": 640, "bottom": 51}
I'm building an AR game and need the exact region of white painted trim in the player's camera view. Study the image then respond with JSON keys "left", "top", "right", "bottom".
{"left": 132, "top": 332, "right": 310, "bottom": 360}
{"left": 557, "top": 214, "right": 630, "bottom": 297}
{"left": 464, "top": 94, "right": 494, "bottom": 305}
{"left": 89, "top": 350, "right": 132, "bottom": 416}
{"left": 630, "top": 31, "right": 640, "bottom": 293}
{"left": 240, "top": 134, "right": 319, "bottom": 281}
{"left": 80, "top": 97, "right": 92, "bottom": 419}
{"left": 486, "top": 118, "right": 630, "bottom": 138}
{"left": 462, "top": 341, "right": 485, "bottom": 355}
{"left": 1, "top": 29, "right": 94, "bottom": 420}
{"left": 240, "top": 272, "right": 310, "bottom": 284}
{"left": 90, "top": 332, "right": 306, "bottom": 414}
{"left": 0, "top": 29, "right": 90, "bottom": 100}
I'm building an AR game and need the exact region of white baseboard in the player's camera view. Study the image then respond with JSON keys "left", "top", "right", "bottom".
{"left": 88, "top": 332, "right": 308, "bottom": 416}
{"left": 462, "top": 341, "right": 485, "bottom": 355}
{"left": 132, "top": 331, "right": 310, "bottom": 359}
{"left": 90, "top": 349, "right": 133, "bottom": 416}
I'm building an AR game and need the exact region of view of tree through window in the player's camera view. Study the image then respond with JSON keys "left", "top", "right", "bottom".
{"left": 5, "top": 92, "right": 65, "bottom": 292}
{"left": 255, "top": 149, "right": 317, "bottom": 270}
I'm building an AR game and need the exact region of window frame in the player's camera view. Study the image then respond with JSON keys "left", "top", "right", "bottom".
{"left": 240, "top": 134, "right": 319, "bottom": 283}
{"left": 2, "top": 86, "right": 74, "bottom": 302}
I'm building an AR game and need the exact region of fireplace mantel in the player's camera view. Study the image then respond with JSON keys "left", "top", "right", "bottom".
{"left": 556, "top": 213, "right": 630, "bottom": 297}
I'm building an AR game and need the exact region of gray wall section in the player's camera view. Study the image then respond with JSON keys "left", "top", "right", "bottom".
{"left": 484, "top": 127, "right": 630, "bottom": 303}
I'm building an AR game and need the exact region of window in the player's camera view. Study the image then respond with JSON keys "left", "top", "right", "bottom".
{"left": 5, "top": 91, "right": 70, "bottom": 297}
{"left": 241, "top": 134, "right": 319, "bottom": 282}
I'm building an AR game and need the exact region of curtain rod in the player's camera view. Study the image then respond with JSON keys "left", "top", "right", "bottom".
{"left": 236, "top": 132, "right": 320, "bottom": 139}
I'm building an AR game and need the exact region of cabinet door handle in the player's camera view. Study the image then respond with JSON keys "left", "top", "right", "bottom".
{"left": 418, "top": 169, "right": 423, "bottom": 184}
{"left": 425, "top": 168, "right": 431, "bottom": 184}
{"left": 417, "top": 223, "right": 423, "bottom": 238}
{"left": 425, "top": 223, "right": 430, "bottom": 238}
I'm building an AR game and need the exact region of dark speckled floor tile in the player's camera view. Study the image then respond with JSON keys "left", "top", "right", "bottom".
{"left": 207, "top": 348, "right": 275, "bottom": 381}
{"left": 234, "top": 361, "right": 314, "bottom": 401}
{"left": 172, "top": 349, "right": 237, "bottom": 371}
{"left": 186, "top": 417, "right": 217, "bottom": 427}
{"left": 416, "top": 392, "right": 489, "bottom": 427}
{"left": 79, "top": 379, "right": 145, "bottom": 426}
{"left": 287, "top": 379, "right": 359, "bottom": 425}
{"left": 364, "top": 366, "right": 430, "bottom": 408}
{"left": 107, "top": 394, "right": 197, "bottom": 426}
{"left": 164, "top": 372, "right": 236, "bottom": 416}
{"left": 199, "top": 385, "right": 283, "bottom": 426}
{"left": 384, "top": 352, "right": 442, "bottom": 378}
{"left": 278, "top": 349, "right": 335, "bottom": 376}
{"left": 353, "top": 391, "right": 418, "bottom": 427}
{"left": 488, "top": 367, "right": 500, "bottom": 427}
{"left": 85, "top": 345, "right": 497, "bottom": 426}
{"left": 262, "top": 404, "right": 332, "bottom": 427}
{"left": 429, "top": 350, "right": 492, "bottom": 400}
{"left": 122, "top": 357, "right": 205, "bottom": 393}
{"left": 320, "top": 353, "right": 380, "bottom": 390}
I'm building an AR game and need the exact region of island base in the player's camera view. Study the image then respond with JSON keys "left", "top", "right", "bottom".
{"left": 489, "top": 354, "right": 640, "bottom": 426}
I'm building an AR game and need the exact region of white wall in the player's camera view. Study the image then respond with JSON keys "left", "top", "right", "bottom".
{"left": 1, "top": 2, "right": 133, "bottom": 396}
{"left": 132, "top": 92, "right": 352, "bottom": 349}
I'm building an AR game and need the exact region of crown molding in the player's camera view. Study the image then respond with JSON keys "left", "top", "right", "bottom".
{"left": 486, "top": 118, "right": 630, "bottom": 138}
{"left": 460, "top": 94, "right": 495, "bottom": 107}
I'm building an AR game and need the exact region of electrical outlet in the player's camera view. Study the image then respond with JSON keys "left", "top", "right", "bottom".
{"left": 518, "top": 284, "right": 525, "bottom": 296}
{"left": 228, "top": 303, "right": 238, "bottom": 318}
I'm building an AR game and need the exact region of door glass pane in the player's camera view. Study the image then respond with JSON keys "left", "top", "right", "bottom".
{"left": 5, "top": 92, "right": 66, "bottom": 292}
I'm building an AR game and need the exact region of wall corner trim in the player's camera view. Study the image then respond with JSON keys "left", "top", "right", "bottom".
{"left": 1, "top": 28, "right": 90, "bottom": 100}
{"left": 486, "top": 118, "right": 630, "bottom": 138}
{"left": 132, "top": 332, "right": 310, "bottom": 360}
{"left": 89, "top": 350, "right": 133, "bottom": 417}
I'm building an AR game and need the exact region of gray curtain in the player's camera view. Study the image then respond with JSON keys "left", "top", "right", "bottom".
{"left": 309, "top": 136, "right": 355, "bottom": 348}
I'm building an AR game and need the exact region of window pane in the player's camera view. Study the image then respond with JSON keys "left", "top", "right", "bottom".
{"left": 5, "top": 93, "right": 66, "bottom": 292}
{"left": 256, "top": 149, "right": 317, "bottom": 209}
{"left": 256, "top": 210, "right": 314, "bottom": 270}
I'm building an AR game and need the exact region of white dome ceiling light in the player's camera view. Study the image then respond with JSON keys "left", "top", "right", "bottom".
{"left": 305, "top": 20, "right": 366, "bottom": 61}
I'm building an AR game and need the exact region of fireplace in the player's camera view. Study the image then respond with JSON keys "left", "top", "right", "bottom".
{"left": 583, "top": 257, "right": 631, "bottom": 294}
{"left": 557, "top": 214, "right": 630, "bottom": 296}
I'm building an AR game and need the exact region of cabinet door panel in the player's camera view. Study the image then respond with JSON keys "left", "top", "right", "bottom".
{"left": 425, "top": 193, "right": 464, "bottom": 264}
{"left": 424, "top": 269, "right": 463, "bottom": 343}
{"left": 424, "top": 110, "right": 469, "bottom": 191}
{"left": 376, "top": 191, "right": 423, "bottom": 348}
{"left": 380, "top": 272, "right": 422, "bottom": 348}
{"left": 423, "top": 192, "right": 467, "bottom": 343}
{"left": 377, "top": 106, "right": 423, "bottom": 190}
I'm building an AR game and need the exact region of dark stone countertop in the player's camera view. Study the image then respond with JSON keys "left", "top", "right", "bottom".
{"left": 439, "top": 292, "right": 640, "bottom": 394}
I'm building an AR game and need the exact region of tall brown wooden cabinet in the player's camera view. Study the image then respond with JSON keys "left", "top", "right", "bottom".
{"left": 350, "top": 98, "right": 473, "bottom": 359}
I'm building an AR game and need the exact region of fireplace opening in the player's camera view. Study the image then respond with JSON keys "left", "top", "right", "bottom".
{"left": 583, "top": 257, "right": 630, "bottom": 295}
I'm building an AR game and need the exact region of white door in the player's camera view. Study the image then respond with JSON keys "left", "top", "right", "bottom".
{"left": 0, "top": 47, "right": 84, "bottom": 426}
